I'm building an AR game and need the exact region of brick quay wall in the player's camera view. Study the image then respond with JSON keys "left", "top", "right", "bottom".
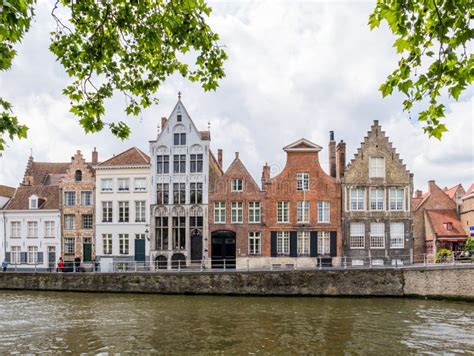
{"left": 0, "top": 267, "right": 473, "bottom": 301}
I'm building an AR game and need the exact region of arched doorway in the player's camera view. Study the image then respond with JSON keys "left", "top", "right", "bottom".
{"left": 211, "top": 231, "right": 236, "bottom": 269}
{"left": 191, "top": 229, "right": 203, "bottom": 262}
{"left": 171, "top": 253, "right": 186, "bottom": 269}
{"left": 155, "top": 255, "right": 167, "bottom": 270}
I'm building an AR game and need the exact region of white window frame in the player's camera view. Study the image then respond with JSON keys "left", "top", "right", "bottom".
{"left": 101, "top": 178, "right": 113, "bottom": 192}
{"left": 29, "top": 196, "right": 38, "bottom": 209}
{"left": 27, "top": 221, "right": 38, "bottom": 238}
{"left": 297, "top": 201, "right": 310, "bottom": 223}
{"left": 389, "top": 188, "right": 404, "bottom": 211}
{"left": 369, "top": 156, "right": 385, "bottom": 178}
{"left": 10, "top": 221, "right": 21, "bottom": 238}
{"left": 297, "top": 231, "right": 310, "bottom": 256}
{"left": 134, "top": 178, "right": 147, "bottom": 192}
{"left": 350, "top": 188, "right": 365, "bottom": 211}
{"left": 277, "top": 201, "right": 289, "bottom": 223}
{"left": 80, "top": 191, "right": 93, "bottom": 206}
{"left": 277, "top": 231, "right": 290, "bottom": 255}
{"left": 118, "top": 201, "right": 130, "bottom": 222}
{"left": 82, "top": 214, "right": 93, "bottom": 229}
{"left": 248, "top": 232, "right": 261, "bottom": 256}
{"left": 117, "top": 178, "right": 130, "bottom": 192}
{"left": 296, "top": 173, "right": 309, "bottom": 191}
{"left": 214, "top": 202, "right": 226, "bottom": 224}
{"left": 317, "top": 201, "right": 330, "bottom": 223}
{"left": 64, "top": 237, "right": 75, "bottom": 255}
{"left": 102, "top": 201, "right": 113, "bottom": 223}
{"left": 248, "top": 202, "right": 261, "bottom": 223}
{"left": 231, "top": 202, "right": 243, "bottom": 223}
{"left": 64, "top": 215, "right": 75, "bottom": 230}
{"left": 317, "top": 231, "right": 330, "bottom": 255}
{"left": 370, "top": 188, "right": 384, "bottom": 211}
{"left": 231, "top": 179, "right": 244, "bottom": 192}
{"left": 64, "top": 191, "right": 76, "bottom": 206}
{"left": 350, "top": 223, "right": 365, "bottom": 249}
{"left": 390, "top": 223, "right": 405, "bottom": 249}
{"left": 370, "top": 223, "right": 385, "bottom": 249}
{"left": 11, "top": 246, "right": 21, "bottom": 264}
{"left": 27, "top": 246, "right": 38, "bottom": 264}
{"left": 44, "top": 221, "right": 55, "bottom": 238}
{"left": 103, "top": 234, "right": 112, "bottom": 254}
{"left": 135, "top": 201, "right": 146, "bottom": 223}
{"left": 119, "top": 234, "right": 129, "bottom": 254}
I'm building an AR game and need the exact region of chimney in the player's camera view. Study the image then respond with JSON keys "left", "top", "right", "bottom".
{"left": 336, "top": 140, "right": 346, "bottom": 180}
{"left": 415, "top": 190, "right": 423, "bottom": 198}
{"left": 161, "top": 117, "right": 167, "bottom": 132}
{"left": 261, "top": 162, "right": 270, "bottom": 189}
{"left": 235, "top": 152, "right": 239, "bottom": 159}
{"left": 329, "top": 131, "right": 336, "bottom": 178}
{"left": 217, "top": 149, "right": 223, "bottom": 168}
{"left": 428, "top": 180, "right": 436, "bottom": 193}
{"left": 92, "top": 147, "right": 98, "bottom": 165}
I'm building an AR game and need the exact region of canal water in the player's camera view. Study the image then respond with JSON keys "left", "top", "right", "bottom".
{"left": 0, "top": 291, "right": 473, "bottom": 354}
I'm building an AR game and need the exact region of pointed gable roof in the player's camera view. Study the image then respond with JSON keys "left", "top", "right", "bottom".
{"left": 444, "top": 184, "right": 465, "bottom": 200}
{"left": 222, "top": 153, "right": 262, "bottom": 192}
{"left": 98, "top": 147, "right": 150, "bottom": 167}
{"left": 283, "top": 138, "right": 322, "bottom": 152}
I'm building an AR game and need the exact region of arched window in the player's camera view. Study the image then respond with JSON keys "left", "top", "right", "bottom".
{"left": 75, "top": 170, "right": 82, "bottom": 182}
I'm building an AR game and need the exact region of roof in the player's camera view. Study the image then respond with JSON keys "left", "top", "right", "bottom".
{"left": 425, "top": 209, "right": 466, "bottom": 238}
{"left": 199, "top": 131, "right": 211, "bottom": 141}
{"left": 223, "top": 153, "right": 263, "bottom": 192}
{"left": 0, "top": 185, "right": 15, "bottom": 198}
{"left": 25, "top": 161, "right": 69, "bottom": 186}
{"left": 5, "top": 185, "right": 60, "bottom": 210}
{"left": 283, "top": 138, "right": 322, "bottom": 152}
{"left": 462, "top": 183, "right": 474, "bottom": 199}
{"left": 444, "top": 184, "right": 464, "bottom": 200}
{"left": 98, "top": 147, "right": 150, "bottom": 167}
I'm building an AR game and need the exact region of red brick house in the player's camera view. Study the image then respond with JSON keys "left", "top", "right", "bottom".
{"left": 424, "top": 209, "right": 466, "bottom": 258}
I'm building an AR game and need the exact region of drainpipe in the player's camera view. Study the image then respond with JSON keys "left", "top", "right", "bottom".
{"left": 2, "top": 210, "right": 6, "bottom": 260}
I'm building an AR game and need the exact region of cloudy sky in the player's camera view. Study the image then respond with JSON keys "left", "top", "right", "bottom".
{"left": 0, "top": 0, "right": 472, "bottom": 192}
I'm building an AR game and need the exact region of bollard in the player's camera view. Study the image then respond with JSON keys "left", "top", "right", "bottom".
{"left": 178, "top": 260, "right": 181, "bottom": 272}
{"left": 344, "top": 256, "right": 347, "bottom": 269}
{"left": 247, "top": 259, "right": 249, "bottom": 271}
{"left": 318, "top": 257, "right": 322, "bottom": 270}
{"left": 294, "top": 257, "right": 297, "bottom": 270}
{"left": 223, "top": 259, "right": 226, "bottom": 271}
{"left": 135, "top": 262, "right": 137, "bottom": 272}
{"left": 423, "top": 254, "right": 427, "bottom": 267}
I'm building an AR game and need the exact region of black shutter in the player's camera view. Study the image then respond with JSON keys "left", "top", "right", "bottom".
{"left": 270, "top": 232, "right": 277, "bottom": 257}
{"left": 37, "top": 252, "right": 44, "bottom": 264}
{"left": 20, "top": 252, "right": 27, "bottom": 264}
{"left": 330, "top": 231, "right": 337, "bottom": 257}
{"left": 5, "top": 252, "right": 10, "bottom": 263}
{"left": 310, "top": 231, "right": 318, "bottom": 257}
{"left": 290, "top": 231, "right": 297, "bottom": 257}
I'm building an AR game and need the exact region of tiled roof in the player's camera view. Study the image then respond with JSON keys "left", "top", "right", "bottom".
{"left": 412, "top": 192, "right": 429, "bottom": 210}
{"left": 5, "top": 185, "right": 60, "bottom": 210}
{"left": 0, "top": 185, "right": 15, "bottom": 198}
{"left": 199, "top": 131, "right": 211, "bottom": 141}
{"left": 25, "top": 161, "right": 69, "bottom": 186}
{"left": 98, "top": 147, "right": 150, "bottom": 166}
{"left": 444, "top": 184, "right": 463, "bottom": 200}
{"left": 425, "top": 209, "right": 466, "bottom": 238}
{"left": 463, "top": 183, "right": 474, "bottom": 198}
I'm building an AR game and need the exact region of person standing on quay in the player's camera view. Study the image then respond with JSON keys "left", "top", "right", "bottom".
{"left": 1, "top": 259, "right": 8, "bottom": 272}
{"left": 58, "top": 257, "right": 64, "bottom": 272}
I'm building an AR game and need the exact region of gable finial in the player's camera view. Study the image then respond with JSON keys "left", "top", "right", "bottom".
{"left": 178, "top": 91, "right": 181, "bottom": 100}
{"left": 208, "top": 120, "right": 211, "bottom": 131}
{"left": 30, "top": 147, "right": 33, "bottom": 158}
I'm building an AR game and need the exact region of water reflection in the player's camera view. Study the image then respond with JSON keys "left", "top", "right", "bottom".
{"left": 0, "top": 291, "right": 473, "bottom": 354}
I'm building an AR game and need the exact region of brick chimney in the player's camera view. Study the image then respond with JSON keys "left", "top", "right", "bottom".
{"left": 415, "top": 190, "right": 423, "bottom": 198}
{"left": 261, "top": 162, "right": 270, "bottom": 189}
{"left": 161, "top": 117, "right": 167, "bottom": 132}
{"left": 217, "top": 149, "right": 223, "bottom": 168}
{"left": 336, "top": 140, "right": 346, "bottom": 180}
{"left": 235, "top": 152, "right": 239, "bottom": 159}
{"left": 92, "top": 147, "right": 98, "bottom": 165}
{"left": 329, "top": 131, "right": 336, "bottom": 178}
{"left": 428, "top": 180, "right": 437, "bottom": 193}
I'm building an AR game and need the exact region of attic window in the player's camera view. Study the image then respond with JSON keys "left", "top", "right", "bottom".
{"left": 444, "top": 222, "right": 453, "bottom": 231}
{"left": 177, "top": 114, "right": 182, "bottom": 122}
{"left": 29, "top": 196, "right": 38, "bottom": 209}
{"left": 75, "top": 170, "right": 82, "bottom": 182}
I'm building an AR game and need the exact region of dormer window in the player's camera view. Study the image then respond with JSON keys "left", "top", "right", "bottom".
{"left": 231, "top": 179, "right": 244, "bottom": 192}
{"left": 29, "top": 195, "right": 38, "bottom": 209}
{"left": 75, "top": 170, "right": 82, "bottom": 182}
{"left": 444, "top": 222, "right": 453, "bottom": 231}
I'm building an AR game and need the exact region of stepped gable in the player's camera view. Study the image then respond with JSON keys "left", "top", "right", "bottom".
{"left": 22, "top": 156, "right": 69, "bottom": 186}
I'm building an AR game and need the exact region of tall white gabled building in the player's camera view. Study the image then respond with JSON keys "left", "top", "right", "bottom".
{"left": 149, "top": 95, "right": 210, "bottom": 268}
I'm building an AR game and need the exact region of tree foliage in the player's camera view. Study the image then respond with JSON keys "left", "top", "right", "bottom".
{"left": 0, "top": 0, "right": 227, "bottom": 149}
{"left": 369, "top": 0, "right": 473, "bottom": 139}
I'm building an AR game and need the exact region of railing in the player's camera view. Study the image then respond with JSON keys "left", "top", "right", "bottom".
{"left": 1, "top": 253, "right": 473, "bottom": 273}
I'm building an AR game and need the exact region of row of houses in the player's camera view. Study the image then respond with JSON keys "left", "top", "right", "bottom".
{"left": 1, "top": 96, "right": 472, "bottom": 270}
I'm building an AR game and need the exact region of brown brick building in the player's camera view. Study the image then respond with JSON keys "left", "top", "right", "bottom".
{"left": 208, "top": 151, "right": 265, "bottom": 268}
{"left": 262, "top": 138, "right": 342, "bottom": 267}
{"left": 461, "top": 184, "right": 474, "bottom": 236}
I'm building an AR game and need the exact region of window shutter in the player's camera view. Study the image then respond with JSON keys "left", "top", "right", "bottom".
{"left": 330, "top": 231, "right": 337, "bottom": 257}
{"left": 5, "top": 252, "right": 10, "bottom": 263}
{"left": 37, "top": 252, "right": 44, "bottom": 264}
{"left": 20, "top": 252, "right": 27, "bottom": 264}
{"left": 270, "top": 232, "right": 277, "bottom": 257}
{"left": 290, "top": 231, "right": 297, "bottom": 257}
{"left": 310, "top": 231, "right": 318, "bottom": 257}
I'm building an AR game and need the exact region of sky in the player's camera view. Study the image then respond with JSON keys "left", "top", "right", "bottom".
{"left": 0, "top": 0, "right": 472, "bottom": 192}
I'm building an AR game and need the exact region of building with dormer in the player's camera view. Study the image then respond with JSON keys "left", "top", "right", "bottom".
{"left": 341, "top": 120, "right": 413, "bottom": 266}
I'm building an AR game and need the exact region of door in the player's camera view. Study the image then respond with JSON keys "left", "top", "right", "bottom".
{"left": 135, "top": 239, "right": 146, "bottom": 261}
{"left": 48, "top": 246, "right": 56, "bottom": 271}
{"left": 211, "top": 231, "right": 236, "bottom": 269}
{"left": 191, "top": 229, "right": 203, "bottom": 262}
{"left": 83, "top": 243, "right": 92, "bottom": 262}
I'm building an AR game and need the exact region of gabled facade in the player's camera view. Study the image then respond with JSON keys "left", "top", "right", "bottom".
{"left": 209, "top": 151, "right": 265, "bottom": 269}
{"left": 262, "top": 137, "right": 342, "bottom": 267}
{"left": 149, "top": 96, "right": 211, "bottom": 268}
{"left": 460, "top": 184, "right": 474, "bottom": 237}
{"left": 341, "top": 120, "right": 413, "bottom": 266}
{"left": 444, "top": 184, "right": 466, "bottom": 214}
{"left": 95, "top": 147, "right": 151, "bottom": 271}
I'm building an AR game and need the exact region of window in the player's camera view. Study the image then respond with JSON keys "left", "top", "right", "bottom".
{"left": 297, "top": 201, "right": 310, "bottom": 223}
{"left": 190, "top": 216, "right": 203, "bottom": 229}
{"left": 27, "top": 221, "right": 38, "bottom": 238}
{"left": 82, "top": 214, "right": 93, "bottom": 229}
{"left": 102, "top": 201, "right": 113, "bottom": 223}
{"left": 81, "top": 191, "right": 93, "bottom": 206}
{"left": 248, "top": 202, "right": 261, "bottom": 223}
{"left": 28, "top": 246, "right": 38, "bottom": 264}
{"left": 231, "top": 202, "right": 243, "bottom": 223}
{"left": 317, "top": 201, "right": 330, "bottom": 223}
{"left": 173, "top": 183, "right": 186, "bottom": 204}
{"left": 248, "top": 232, "right": 261, "bottom": 255}
{"left": 134, "top": 178, "right": 147, "bottom": 192}
{"left": 64, "top": 191, "right": 76, "bottom": 206}
{"left": 445, "top": 222, "right": 453, "bottom": 231}
{"left": 173, "top": 133, "right": 186, "bottom": 145}
{"left": 277, "top": 201, "right": 289, "bottom": 223}
{"left": 190, "top": 183, "right": 203, "bottom": 204}
{"left": 103, "top": 234, "right": 112, "bottom": 254}
{"left": 135, "top": 201, "right": 146, "bottom": 222}
{"left": 64, "top": 237, "right": 75, "bottom": 255}
{"left": 10, "top": 222, "right": 21, "bottom": 238}
{"left": 157, "top": 183, "right": 169, "bottom": 205}
{"left": 214, "top": 202, "right": 226, "bottom": 223}
{"left": 75, "top": 170, "right": 82, "bottom": 182}
{"left": 372, "top": 259, "right": 384, "bottom": 266}
{"left": 64, "top": 215, "right": 75, "bottom": 230}
{"left": 370, "top": 223, "right": 385, "bottom": 249}
{"left": 390, "top": 223, "right": 404, "bottom": 248}
{"left": 296, "top": 173, "right": 309, "bottom": 191}
{"left": 11, "top": 246, "right": 20, "bottom": 264}
{"left": 173, "top": 155, "right": 186, "bottom": 173}
{"left": 370, "top": 188, "right": 384, "bottom": 211}
{"left": 190, "top": 154, "right": 203, "bottom": 173}
{"left": 277, "top": 231, "right": 290, "bottom": 255}
{"left": 101, "top": 179, "right": 113, "bottom": 192}
{"left": 155, "top": 216, "right": 169, "bottom": 250}
{"left": 44, "top": 221, "right": 55, "bottom": 237}
{"left": 350, "top": 223, "right": 365, "bottom": 249}
{"left": 118, "top": 178, "right": 130, "bottom": 192}
{"left": 177, "top": 114, "right": 182, "bottom": 122}
{"left": 136, "top": 234, "right": 145, "bottom": 240}
{"left": 172, "top": 217, "right": 186, "bottom": 249}
{"left": 157, "top": 155, "right": 170, "bottom": 174}
{"left": 389, "top": 188, "right": 404, "bottom": 211}
{"left": 318, "top": 231, "right": 330, "bottom": 255}
{"left": 231, "top": 179, "right": 243, "bottom": 192}
{"left": 297, "top": 231, "right": 310, "bottom": 256}
{"left": 350, "top": 188, "right": 365, "bottom": 211}
{"left": 119, "top": 234, "right": 129, "bottom": 254}
{"left": 369, "top": 157, "right": 385, "bottom": 178}
{"left": 29, "top": 196, "right": 37, "bottom": 209}
{"left": 119, "top": 201, "right": 129, "bottom": 222}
